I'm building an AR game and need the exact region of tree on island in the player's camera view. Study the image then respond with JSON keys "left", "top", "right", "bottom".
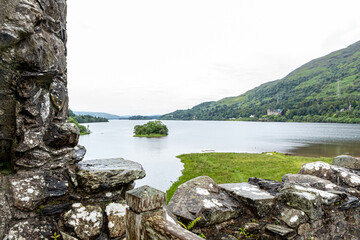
{"left": 133, "top": 120, "right": 168, "bottom": 137}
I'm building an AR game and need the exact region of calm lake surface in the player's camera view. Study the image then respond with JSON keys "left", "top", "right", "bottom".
{"left": 79, "top": 120, "right": 360, "bottom": 191}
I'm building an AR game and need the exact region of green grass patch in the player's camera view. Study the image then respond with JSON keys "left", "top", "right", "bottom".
{"left": 166, "top": 152, "right": 332, "bottom": 203}
{"left": 133, "top": 134, "right": 167, "bottom": 138}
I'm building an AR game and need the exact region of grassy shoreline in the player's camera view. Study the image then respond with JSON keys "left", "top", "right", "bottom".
{"left": 166, "top": 152, "right": 332, "bottom": 202}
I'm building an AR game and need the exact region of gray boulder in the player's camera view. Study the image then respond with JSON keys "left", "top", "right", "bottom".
{"left": 167, "top": 176, "right": 241, "bottom": 226}
{"left": 76, "top": 158, "right": 146, "bottom": 193}
{"left": 220, "top": 182, "right": 275, "bottom": 218}
{"left": 333, "top": 155, "right": 360, "bottom": 170}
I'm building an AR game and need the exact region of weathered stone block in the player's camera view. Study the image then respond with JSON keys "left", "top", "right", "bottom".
{"left": 286, "top": 184, "right": 341, "bottom": 205}
{"left": 265, "top": 224, "right": 294, "bottom": 237}
{"left": 77, "top": 158, "right": 145, "bottom": 193}
{"left": 248, "top": 177, "right": 283, "bottom": 195}
{"left": 105, "top": 203, "right": 127, "bottom": 238}
{"left": 50, "top": 80, "right": 67, "bottom": 111}
{"left": 299, "top": 161, "right": 360, "bottom": 189}
{"left": 44, "top": 123, "right": 79, "bottom": 148}
{"left": 126, "top": 185, "right": 165, "bottom": 213}
{"left": 279, "top": 207, "right": 308, "bottom": 228}
{"left": 41, "top": 202, "right": 71, "bottom": 216}
{"left": 5, "top": 219, "right": 56, "bottom": 240}
{"left": 126, "top": 206, "right": 165, "bottom": 240}
{"left": 220, "top": 182, "right": 275, "bottom": 218}
{"left": 297, "top": 223, "right": 311, "bottom": 236}
{"left": 73, "top": 145, "right": 86, "bottom": 162}
{"left": 10, "top": 172, "right": 68, "bottom": 211}
{"left": 14, "top": 148, "right": 51, "bottom": 168}
{"left": 168, "top": 176, "right": 241, "bottom": 225}
{"left": 64, "top": 203, "right": 103, "bottom": 240}
{"left": 277, "top": 187, "right": 323, "bottom": 220}
{"left": 16, "top": 128, "right": 43, "bottom": 152}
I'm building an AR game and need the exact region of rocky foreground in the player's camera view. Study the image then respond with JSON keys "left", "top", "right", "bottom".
{"left": 167, "top": 155, "right": 360, "bottom": 239}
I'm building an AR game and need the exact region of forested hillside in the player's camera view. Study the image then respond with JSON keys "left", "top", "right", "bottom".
{"left": 69, "top": 109, "right": 109, "bottom": 123}
{"left": 161, "top": 41, "right": 360, "bottom": 123}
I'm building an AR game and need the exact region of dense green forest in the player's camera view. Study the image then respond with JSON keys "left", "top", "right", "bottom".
{"left": 161, "top": 41, "right": 360, "bottom": 123}
{"left": 69, "top": 109, "right": 109, "bottom": 123}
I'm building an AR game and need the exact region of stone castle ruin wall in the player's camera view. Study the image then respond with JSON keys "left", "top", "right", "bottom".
{"left": 1, "top": 1, "right": 360, "bottom": 240}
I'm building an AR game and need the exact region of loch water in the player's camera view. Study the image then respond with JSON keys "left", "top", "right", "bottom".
{"left": 79, "top": 120, "right": 360, "bottom": 191}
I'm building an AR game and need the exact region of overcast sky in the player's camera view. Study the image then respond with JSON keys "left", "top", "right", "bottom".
{"left": 67, "top": 0, "right": 360, "bottom": 115}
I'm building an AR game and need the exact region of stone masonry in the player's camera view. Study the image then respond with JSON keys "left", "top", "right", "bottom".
{"left": 0, "top": 1, "right": 146, "bottom": 239}
{"left": 168, "top": 158, "right": 360, "bottom": 239}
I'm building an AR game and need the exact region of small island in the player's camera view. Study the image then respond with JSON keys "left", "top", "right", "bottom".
{"left": 133, "top": 120, "right": 168, "bottom": 137}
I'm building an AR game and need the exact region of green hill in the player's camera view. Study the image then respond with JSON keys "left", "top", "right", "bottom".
{"left": 161, "top": 41, "right": 360, "bottom": 123}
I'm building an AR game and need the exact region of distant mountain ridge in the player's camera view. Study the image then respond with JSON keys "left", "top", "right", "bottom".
{"left": 161, "top": 40, "right": 360, "bottom": 123}
{"left": 73, "top": 112, "right": 161, "bottom": 120}
{"left": 74, "top": 111, "right": 126, "bottom": 119}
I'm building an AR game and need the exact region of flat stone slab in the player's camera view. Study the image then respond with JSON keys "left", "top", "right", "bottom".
{"left": 76, "top": 158, "right": 146, "bottom": 193}
{"left": 219, "top": 182, "right": 275, "bottom": 218}
{"left": 265, "top": 224, "right": 294, "bottom": 236}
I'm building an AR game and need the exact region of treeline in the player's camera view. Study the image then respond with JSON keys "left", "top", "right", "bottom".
{"left": 129, "top": 115, "right": 155, "bottom": 120}
{"left": 69, "top": 109, "right": 108, "bottom": 123}
{"left": 161, "top": 96, "right": 360, "bottom": 123}
{"left": 129, "top": 115, "right": 161, "bottom": 120}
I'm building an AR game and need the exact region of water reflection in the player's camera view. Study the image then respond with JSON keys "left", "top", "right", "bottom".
{"left": 289, "top": 142, "right": 360, "bottom": 157}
